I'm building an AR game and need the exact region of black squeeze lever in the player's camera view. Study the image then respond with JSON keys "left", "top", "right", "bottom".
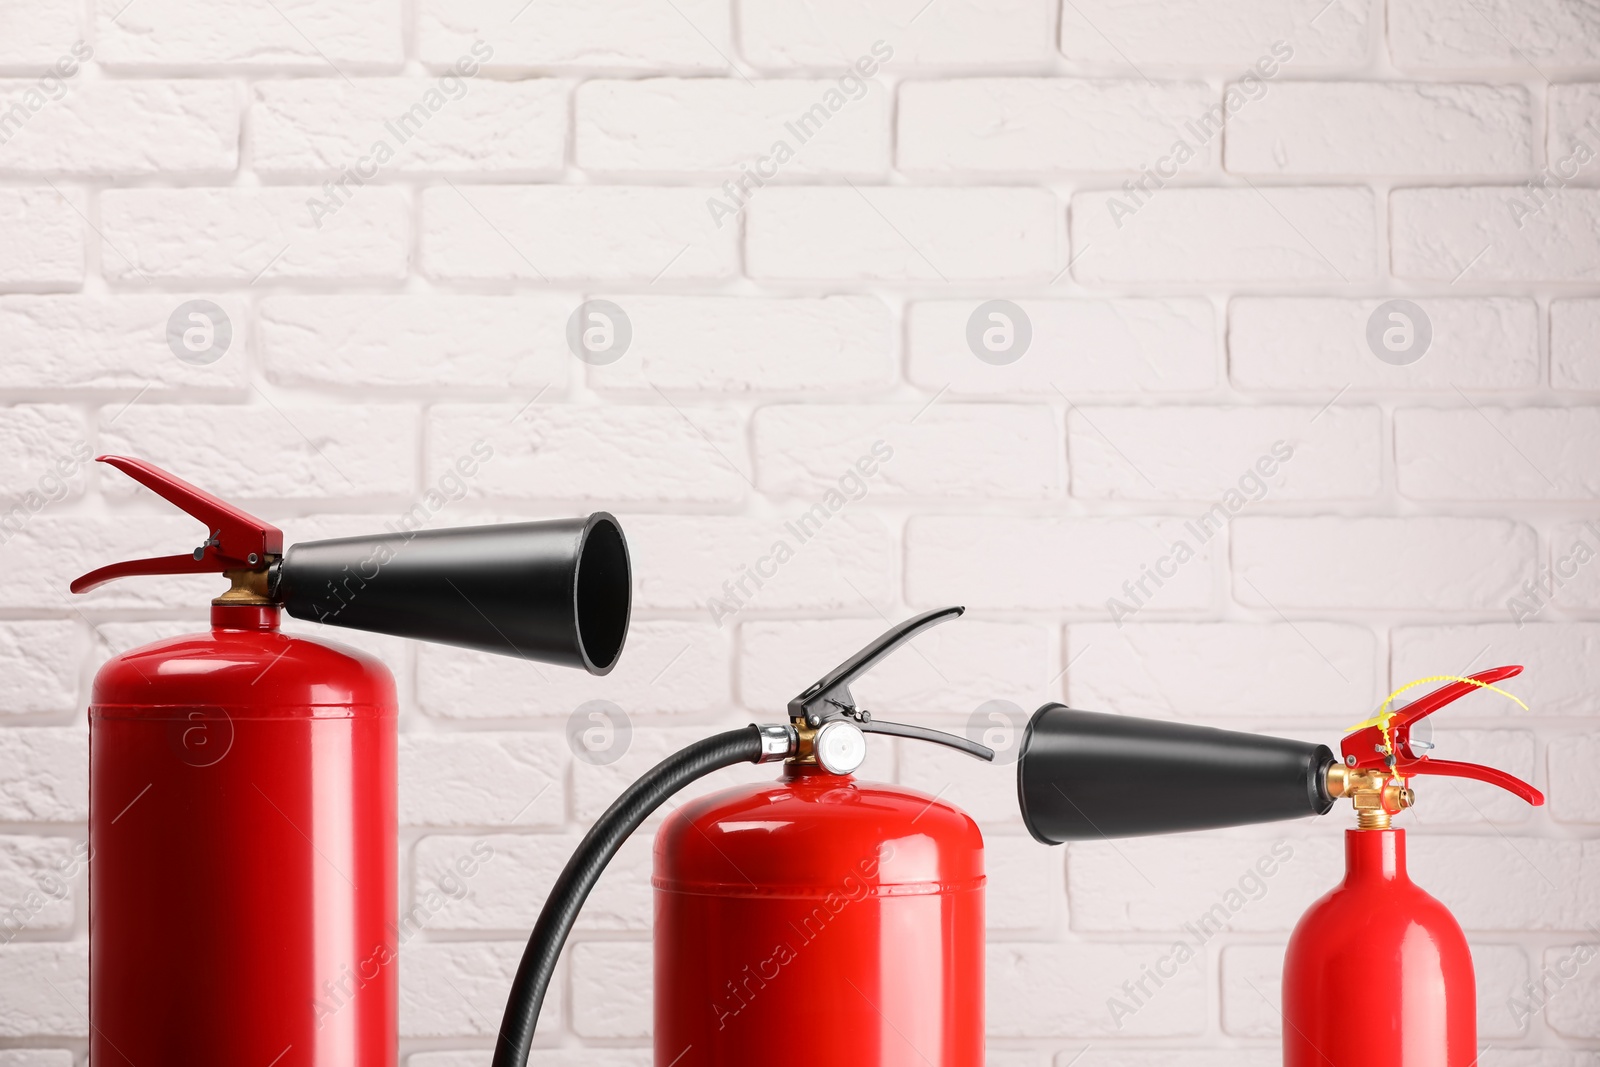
{"left": 787, "top": 605, "right": 994, "bottom": 762}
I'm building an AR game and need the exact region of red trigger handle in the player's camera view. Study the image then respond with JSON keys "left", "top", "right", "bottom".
{"left": 1340, "top": 665, "right": 1545, "bottom": 807}
{"left": 69, "top": 456, "right": 283, "bottom": 594}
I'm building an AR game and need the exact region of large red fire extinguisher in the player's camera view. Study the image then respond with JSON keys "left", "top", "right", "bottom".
{"left": 75, "top": 456, "right": 631, "bottom": 1067}
{"left": 491, "top": 607, "right": 998, "bottom": 1067}
{"left": 1011, "top": 668, "right": 1546, "bottom": 1067}
{"left": 1284, "top": 667, "right": 1545, "bottom": 1067}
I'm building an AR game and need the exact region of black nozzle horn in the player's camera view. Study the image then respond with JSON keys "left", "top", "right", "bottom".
{"left": 1017, "top": 705, "right": 1335, "bottom": 844}
{"left": 274, "top": 515, "right": 631, "bottom": 674}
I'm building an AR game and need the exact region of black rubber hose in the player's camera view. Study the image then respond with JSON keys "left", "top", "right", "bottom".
{"left": 492, "top": 726, "right": 766, "bottom": 1067}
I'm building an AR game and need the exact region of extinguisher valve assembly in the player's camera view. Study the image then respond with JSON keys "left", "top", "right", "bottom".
{"left": 71, "top": 455, "right": 631, "bottom": 672}
{"left": 1328, "top": 665, "right": 1545, "bottom": 829}
{"left": 494, "top": 606, "right": 992, "bottom": 1067}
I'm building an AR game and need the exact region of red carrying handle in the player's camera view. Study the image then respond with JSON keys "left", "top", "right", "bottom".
{"left": 69, "top": 456, "right": 282, "bottom": 593}
{"left": 1340, "top": 666, "right": 1545, "bottom": 806}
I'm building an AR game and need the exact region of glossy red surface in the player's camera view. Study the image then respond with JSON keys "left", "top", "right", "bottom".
{"left": 1284, "top": 829, "right": 1476, "bottom": 1067}
{"left": 653, "top": 763, "right": 984, "bottom": 1067}
{"left": 90, "top": 604, "right": 397, "bottom": 1067}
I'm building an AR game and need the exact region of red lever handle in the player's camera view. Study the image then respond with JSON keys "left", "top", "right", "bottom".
{"left": 1341, "top": 666, "right": 1544, "bottom": 806}
{"left": 70, "top": 456, "right": 283, "bottom": 593}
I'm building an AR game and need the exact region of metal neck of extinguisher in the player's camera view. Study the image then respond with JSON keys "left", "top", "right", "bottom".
{"left": 1329, "top": 666, "right": 1545, "bottom": 829}
{"left": 773, "top": 606, "right": 995, "bottom": 773}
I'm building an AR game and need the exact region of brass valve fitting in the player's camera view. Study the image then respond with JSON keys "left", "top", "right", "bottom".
{"left": 1326, "top": 764, "right": 1413, "bottom": 830}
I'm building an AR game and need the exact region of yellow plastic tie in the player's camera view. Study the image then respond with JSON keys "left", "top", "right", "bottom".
{"left": 1346, "top": 674, "right": 1530, "bottom": 735}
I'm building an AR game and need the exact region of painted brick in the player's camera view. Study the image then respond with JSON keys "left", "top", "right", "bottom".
{"left": 739, "top": 618, "right": 1052, "bottom": 718}
{"left": 907, "top": 298, "right": 1216, "bottom": 396}
{"left": 0, "top": 944, "right": 85, "bottom": 1036}
{"left": 1065, "top": 622, "right": 1379, "bottom": 725}
{"left": 1073, "top": 1053, "right": 1278, "bottom": 1067}
{"left": 747, "top": 187, "right": 1058, "bottom": 281}
{"left": 97, "top": 0, "right": 403, "bottom": 70}
{"left": 1389, "top": 0, "right": 1600, "bottom": 69}
{"left": 398, "top": 733, "right": 565, "bottom": 828}
{"left": 399, "top": 941, "right": 533, "bottom": 1038}
{"left": 987, "top": 834, "right": 1062, "bottom": 933}
{"left": 0, "top": 1051, "right": 74, "bottom": 1067}
{"left": 0, "top": 836, "right": 79, "bottom": 935}
{"left": 1408, "top": 837, "right": 1600, "bottom": 930}
{"left": 754, "top": 403, "right": 1062, "bottom": 499}
{"left": 0, "top": 729, "right": 84, "bottom": 823}
{"left": 0, "top": 0, "right": 81, "bottom": 69}
{"left": 1480, "top": 1055, "right": 1600, "bottom": 1067}
{"left": 1541, "top": 942, "right": 1600, "bottom": 1038}
{"left": 907, "top": 516, "right": 1215, "bottom": 612}
{"left": 1393, "top": 625, "right": 1600, "bottom": 719}
{"left": 1059, "top": 1, "right": 1370, "bottom": 68}
{"left": 428, "top": 404, "right": 747, "bottom": 504}
{"left": 99, "top": 187, "right": 410, "bottom": 283}
{"left": 0, "top": 188, "right": 81, "bottom": 290}
{"left": 418, "top": 0, "right": 731, "bottom": 71}
{"left": 988, "top": 942, "right": 1206, "bottom": 1037}
{"left": 900, "top": 743, "right": 1025, "bottom": 827}
{"left": 1546, "top": 84, "right": 1600, "bottom": 178}
{"left": 741, "top": 0, "right": 1054, "bottom": 68}
{"left": 0, "top": 295, "right": 249, "bottom": 392}
{"left": 1552, "top": 299, "right": 1600, "bottom": 390}
{"left": 421, "top": 186, "right": 737, "bottom": 282}
{"left": 414, "top": 832, "right": 653, "bottom": 932}
{"left": 1550, "top": 733, "right": 1600, "bottom": 823}
{"left": 1392, "top": 187, "right": 1600, "bottom": 282}
{"left": 1549, "top": 521, "right": 1600, "bottom": 611}
{"left": 625, "top": 514, "right": 894, "bottom": 616}
{"left": 577, "top": 78, "right": 888, "bottom": 175}
{"left": 261, "top": 295, "right": 567, "bottom": 391}
{"left": 0, "top": 516, "right": 219, "bottom": 611}
{"left": 1414, "top": 729, "right": 1538, "bottom": 825}
{"left": 1071, "top": 187, "right": 1378, "bottom": 283}
{"left": 99, "top": 404, "right": 417, "bottom": 500}
{"left": 0, "top": 622, "right": 79, "bottom": 717}
{"left": 0, "top": 80, "right": 237, "bottom": 177}
{"left": 0, "top": 406, "right": 84, "bottom": 500}
{"left": 252, "top": 78, "right": 567, "bottom": 178}
{"left": 571, "top": 941, "right": 650, "bottom": 1038}
{"left": 1067, "top": 405, "right": 1380, "bottom": 500}
{"left": 1226, "top": 82, "right": 1532, "bottom": 175}
{"left": 1232, "top": 518, "right": 1535, "bottom": 610}
{"left": 1397, "top": 407, "right": 1600, "bottom": 500}
{"left": 586, "top": 295, "right": 893, "bottom": 394}
{"left": 418, "top": 620, "right": 730, "bottom": 719}
{"left": 1229, "top": 297, "right": 1540, "bottom": 392}
{"left": 897, "top": 79, "right": 1219, "bottom": 174}
{"left": 1068, "top": 835, "right": 1343, "bottom": 933}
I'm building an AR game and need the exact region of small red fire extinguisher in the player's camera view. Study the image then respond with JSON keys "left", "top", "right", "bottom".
{"left": 1284, "top": 667, "right": 1545, "bottom": 1067}
{"left": 74, "top": 456, "right": 631, "bottom": 1067}
{"left": 1011, "top": 667, "right": 1547, "bottom": 1067}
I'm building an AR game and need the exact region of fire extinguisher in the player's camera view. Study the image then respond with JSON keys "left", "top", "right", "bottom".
{"left": 491, "top": 606, "right": 998, "bottom": 1067}
{"left": 1012, "top": 668, "right": 1545, "bottom": 1067}
{"left": 1284, "top": 667, "right": 1544, "bottom": 1067}
{"left": 74, "top": 455, "right": 632, "bottom": 1067}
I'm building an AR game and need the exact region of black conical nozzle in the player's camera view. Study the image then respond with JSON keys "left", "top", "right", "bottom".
{"left": 273, "top": 515, "right": 630, "bottom": 674}
{"left": 1017, "top": 704, "right": 1335, "bottom": 844}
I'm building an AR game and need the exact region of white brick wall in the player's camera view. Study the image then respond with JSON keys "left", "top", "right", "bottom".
{"left": 3, "top": 2, "right": 1598, "bottom": 1063}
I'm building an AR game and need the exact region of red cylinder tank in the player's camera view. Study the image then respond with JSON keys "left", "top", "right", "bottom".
{"left": 89, "top": 603, "right": 397, "bottom": 1067}
{"left": 1283, "top": 828, "right": 1476, "bottom": 1067}
{"left": 653, "top": 764, "right": 985, "bottom": 1067}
